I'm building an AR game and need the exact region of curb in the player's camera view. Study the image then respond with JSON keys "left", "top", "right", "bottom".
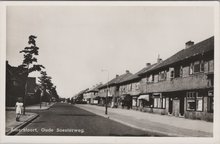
{"left": 6, "top": 113, "right": 39, "bottom": 136}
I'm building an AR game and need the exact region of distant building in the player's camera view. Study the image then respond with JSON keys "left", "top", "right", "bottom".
{"left": 74, "top": 88, "right": 89, "bottom": 103}
{"left": 83, "top": 83, "right": 103, "bottom": 104}
{"left": 98, "top": 70, "right": 132, "bottom": 107}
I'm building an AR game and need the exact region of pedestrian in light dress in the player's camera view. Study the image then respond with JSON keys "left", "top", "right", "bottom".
{"left": 15, "top": 98, "right": 23, "bottom": 121}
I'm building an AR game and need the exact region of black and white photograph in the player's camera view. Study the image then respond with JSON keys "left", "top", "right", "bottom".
{"left": 0, "top": 1, "right": 219, "bottom": 144}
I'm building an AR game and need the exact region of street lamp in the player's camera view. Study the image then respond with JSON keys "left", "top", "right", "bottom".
{"left": 101, "top": 69, "right": 109, "bottom": 115}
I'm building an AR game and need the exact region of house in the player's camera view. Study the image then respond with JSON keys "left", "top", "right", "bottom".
{"left": 118, "top": 63, "right": 157, "bottom": 110}
{"left": 138, "top": 36, "right": 214, "bottom": 121}
{"left": 83, "top": 83, "right": 103, "bottom": 104}
{"left": 98, "top": 70, "right": 132, "bottom": 107}
{"left": 6, "top": 61, "right": 40, "bottom": 106}
{"left": 74, "top": 88, "right": 89, "bottom": 104}
{"left": 6, "top": 61, "right": 27, "bottom": 106}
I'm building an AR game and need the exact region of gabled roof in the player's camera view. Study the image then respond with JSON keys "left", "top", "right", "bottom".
{"left": 119, "top": 64, "right": 157, "bottom": 84}
{"left": 87, "top": 83, "right": 103, "bottom": 92}
{"left": 74, "top": 88, "right": 89, "bottom": 98}
{"left": 99, "top": 72, "right": 132, "bottom": 89}
{"left": 141, "top": 36, "right": 214, "bottom": 74}
{"left": 6, "top": 62, "right": 28, "bottom": 81}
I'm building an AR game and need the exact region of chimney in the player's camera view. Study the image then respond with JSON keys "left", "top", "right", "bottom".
{"left": 116, "top": 74, "right": 119, "bottom": 78}
{"left": 146, "top": 63, "right": 151, "bottom": 67}
{"left": 157, "top": 58, "right": 162, "bottom": 63}
{"left": 126, "top": 70, "right": 130, "bottom": 74}
{"left": 185, "top": 41, "right": 194, "bottom": 49}
{"left": 157, "top": 54, "right": 162, "bottom": 63}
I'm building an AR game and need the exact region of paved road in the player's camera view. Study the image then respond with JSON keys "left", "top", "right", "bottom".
{"left": 17, "top": 103, "right": 160, "bottom": 136}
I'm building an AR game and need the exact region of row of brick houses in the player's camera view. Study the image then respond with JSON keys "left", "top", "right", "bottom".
{"left": 74, "top": 36, "right": 214, "bottom": 121}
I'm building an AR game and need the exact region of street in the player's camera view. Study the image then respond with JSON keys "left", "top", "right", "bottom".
{"left": 17, "top": 103, "right": 160, "bottom": 136}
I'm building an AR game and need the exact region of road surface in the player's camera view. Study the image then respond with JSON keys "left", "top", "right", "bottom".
{"left": 17, "top": 103, "right": 160, "bottom": 136}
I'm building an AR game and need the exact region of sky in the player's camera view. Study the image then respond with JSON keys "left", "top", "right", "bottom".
{"left": 6, "top": 5, "right": 214, "bottom": 98}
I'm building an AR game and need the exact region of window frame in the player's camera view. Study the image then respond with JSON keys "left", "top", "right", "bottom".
{"left": 193, "top": 61, "right": 201, "bottom": 73}
{"left": 153, "top": 94, "right": 166, "bottom": 109}
{"left": 186, "top": 91, "right": 204, "bottom": 112}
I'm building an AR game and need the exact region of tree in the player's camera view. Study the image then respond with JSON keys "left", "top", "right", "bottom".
{"left": 38, "top": 71, "right": 52, "bottom": 106}
{"left": 50, "top": 86, "right": 59, "bottom": 101}
{"left": 20, "top": 35, "right": 44, "bottom": 114}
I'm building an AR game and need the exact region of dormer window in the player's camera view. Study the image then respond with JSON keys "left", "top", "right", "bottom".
{"left": 193, "top": 61, "right": 200, "bottom": 73}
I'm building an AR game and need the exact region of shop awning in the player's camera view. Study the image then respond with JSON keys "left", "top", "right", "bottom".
{"left": 138, "top": 95, "right": 149, "bottom": 101}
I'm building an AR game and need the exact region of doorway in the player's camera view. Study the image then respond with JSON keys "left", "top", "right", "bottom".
{"left": 179, "top": 96, "right": 184, "bottom": 116}
{"left": 168, "top": 97, "right": 173, "bottom": 114}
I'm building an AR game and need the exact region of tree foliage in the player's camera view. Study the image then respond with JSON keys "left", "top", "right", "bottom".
{"left": 38, "top": 71, "right": 53, "bottom": 90}
{"left": 38, "top": 71, "right": 59, "bottom": 101}
{"left": 20, "top": 35, "right": 44, "bottom": 74}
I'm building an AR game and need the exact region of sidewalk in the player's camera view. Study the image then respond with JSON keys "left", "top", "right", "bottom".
{"left": 6, "top": 102, "right": 55, "bottom": 111}
{"left": 5, "top": 102, "right": 55, "bottom": 135}
{"left": 75, "top": 104, "right": 213, "bottom": 137}
{"left": 5, "top": 111, "right": 38, "bottom": 135}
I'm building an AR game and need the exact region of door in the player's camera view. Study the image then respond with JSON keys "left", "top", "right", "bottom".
{"left": 179, "top": 97, "right": 184, "bottom": 116}
{"left": 168, "top": 97, "right": 173, "bottom": 114}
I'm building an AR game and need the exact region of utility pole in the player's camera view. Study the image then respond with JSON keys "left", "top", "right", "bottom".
{"left": 102, "top": 69, "right": 109, "bottom": 115}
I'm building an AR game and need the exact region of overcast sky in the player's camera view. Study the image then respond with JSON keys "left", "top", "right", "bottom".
{"left": 6, "top": 6, "right": 214, "bottom": 98}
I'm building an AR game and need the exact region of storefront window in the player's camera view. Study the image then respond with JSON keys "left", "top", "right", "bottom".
{"left": 187, "top": 92, "right": 196, "bottom": 110}
{"left": 154, "top": 98, "right": 158, "bottom": 107}
{"left": 162, "top": 98, "right": 166, "bottom": 109}
{"left": 187, "top": 91, "right": 203, "bottom": 111}
{"left": 132, "top": 97, "right": 137, "bottom": 107}
{"left": 196, "top": 96, "right": 203, "bottom": 111}
{"left": 153, "top": 94, "right": 165, "bottom": 109}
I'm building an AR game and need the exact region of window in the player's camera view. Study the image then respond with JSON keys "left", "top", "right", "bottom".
{"left": 154, "top": 74, "right": 158, "bottom": 83}
{"left": 180, "top": 66, "right": 183, "bottom": 77}
{"left": 200, "top": 60, "right": 204, "bottom": 72}
{"left": 169, "top": 68, "right": 174, "bottom": 79}
{"left": 153, "top": 94, "right": 165, "bottom": 109}
{"left": 187, "top": 91, "right": 203, "bottom": 111}
{"left": 174, "top": 66, "right": 180, "bottom": 78}
{"left": 135, "top": 83, "right": 139, "bottom": 90}
{"left": 196, "top": 95, "right": 203, "bottom": 111}
{"left": 129, "top": 84, "right": 132, "bottom": 91}
{"left": 207, "top": 91, "right": 213, "bottom": 113}
{"left": 190, "top": 60, "right": 206, "bottom": 74}
{"left": 193, "top": 61, "right": 200, "bottom": 73}
{"left": 147, "top": 74, "right": 154, "bottom": 83}
{"left": 187, "top": 92, "right": 196, "bottom": 110}
{"left": 190, "top": 63, "right": 193, "bottom": 74}
{"left": 159, "top": 71, "right": 166, "bottom": 81}
{"left": 208, "top": 60, "right": 214, "bottom": 72}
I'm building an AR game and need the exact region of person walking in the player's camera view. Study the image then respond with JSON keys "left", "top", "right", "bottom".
{"left": 15, "top": 97, "right": 23, "bottom": 122}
